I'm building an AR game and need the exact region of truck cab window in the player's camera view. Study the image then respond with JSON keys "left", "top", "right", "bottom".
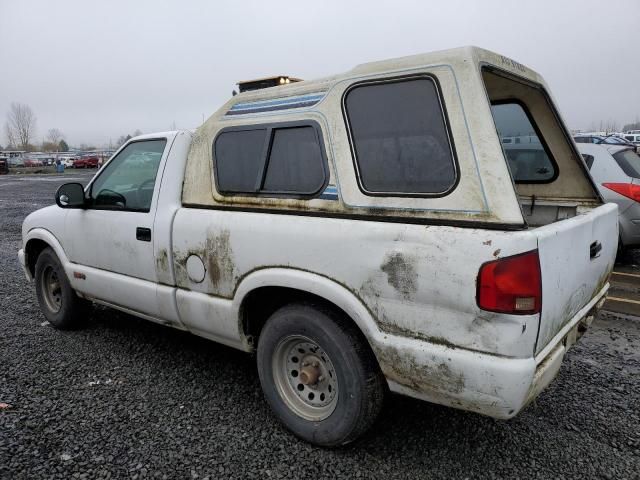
{"left": 89, "top": 139, "right": 166, "bottom": 212}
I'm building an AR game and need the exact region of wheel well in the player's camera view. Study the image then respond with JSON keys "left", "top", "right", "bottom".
{"left": 241, "top": 286, "right": 369, "bottom": 350}
{"left": 25, "top": 239, "right": 50, "bottom": 276}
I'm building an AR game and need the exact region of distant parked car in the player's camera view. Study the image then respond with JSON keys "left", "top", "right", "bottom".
{"left": 574, "top": 134, "right": 601, "bottom": 144}
{"left": 622, "top": 133, "right": 640, "bottom": 151}
{"left": 578, "top": 143, "right": 640, "bottom": 250}
{"left": 73, "top": 156, "right": 99, "bottom": 168}
{"left": 9, "top": 157, "right": 24, "bottom": 168}
{"left": 574, "top": 134, "right": 639, "bottom": 153}
{"left": 0, "top": 156, "right": 8, "bottom": 174}
{"left": 23, "top": 159, "right": 44, "bottom": 167}
{"left": 600, "top": 135, "right": 639, "bottom": 153}
{"left": 59, "top": 156, "right": 77, "bottom": 168}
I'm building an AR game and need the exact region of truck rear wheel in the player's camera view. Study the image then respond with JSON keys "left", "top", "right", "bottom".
{"left": 34, "top": 247, "right": 87, "bottom": 329}
{"left": 257, "top": 302, "right": 385, "bottom": 446}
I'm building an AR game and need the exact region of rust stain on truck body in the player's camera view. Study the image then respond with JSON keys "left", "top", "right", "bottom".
{"left": 205, "top": 229, "right": 235, "bottom": 289}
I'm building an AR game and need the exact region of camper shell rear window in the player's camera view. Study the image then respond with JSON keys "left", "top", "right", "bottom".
{"left": 489, "top": 101, "right": 558, "bottom": 183}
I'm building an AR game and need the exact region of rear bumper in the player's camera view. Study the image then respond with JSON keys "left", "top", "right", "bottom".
{"left": 523, "top": 289, "right": 605, "bottom": 407}
{"left": 375, "top": 284, "right": 608, "bottom": 419}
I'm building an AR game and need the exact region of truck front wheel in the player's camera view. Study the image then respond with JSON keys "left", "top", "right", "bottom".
{"left": 34, "top": 247, "right": 87, "bottom": 329}
{"left": 257, "top": 302, "right": 385, "bottom": 446}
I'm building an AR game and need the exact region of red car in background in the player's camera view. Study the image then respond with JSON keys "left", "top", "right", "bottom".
{"left": 23, "top": 158, "right": 44, "bottom": 167}
{"left": 73, "top": 156, "right": 99, "bottom": 168}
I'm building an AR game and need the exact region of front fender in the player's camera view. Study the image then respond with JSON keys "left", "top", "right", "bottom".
{"left": 23, "top": 227, "right": 71, "bottom": 280}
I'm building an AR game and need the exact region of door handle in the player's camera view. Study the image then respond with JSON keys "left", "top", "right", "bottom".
{"left": 136, "top": 227, "right": 151, "bottom": 242}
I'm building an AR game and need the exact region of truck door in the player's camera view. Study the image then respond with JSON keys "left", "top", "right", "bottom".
{"left": 64, "top": 137, "right": 171, "bottom": 316}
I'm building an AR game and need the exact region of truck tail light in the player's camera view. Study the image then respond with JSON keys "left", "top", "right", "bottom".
{"left": 602, "top": 182, "right": 640, "bottom": 202}
{"left": 477, "top": 250, "right": 541, "bottom": 315}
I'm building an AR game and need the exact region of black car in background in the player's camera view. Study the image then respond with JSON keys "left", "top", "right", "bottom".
{"left": 574, "top": 134, "right": 639, "bottom": 153}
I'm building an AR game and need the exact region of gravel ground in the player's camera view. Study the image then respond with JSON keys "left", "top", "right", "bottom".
{"left": 1, "top": 173, "right": 639, "bottom": 479}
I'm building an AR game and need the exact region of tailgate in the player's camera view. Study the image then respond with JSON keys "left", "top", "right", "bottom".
{"left": 534, "top": 203, "right": 618, "bottom": 354}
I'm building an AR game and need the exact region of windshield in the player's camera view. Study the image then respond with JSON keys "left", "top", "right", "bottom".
{"left": 613, "top": 148, "right": 640, "bottom": 178}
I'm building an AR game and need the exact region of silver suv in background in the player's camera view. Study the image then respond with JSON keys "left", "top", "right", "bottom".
{"left": 578, "top": 143, "right": 640, "bottom": 249}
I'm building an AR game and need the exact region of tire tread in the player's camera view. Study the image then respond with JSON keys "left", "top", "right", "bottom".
{"left": 257, "top": 301, "right": 386, "bottom": 446}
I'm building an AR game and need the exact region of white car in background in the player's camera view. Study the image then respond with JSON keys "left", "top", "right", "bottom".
{"left": 58, "top": 156, "right": 78, "bottom": 168}
{"left": 622, "top": 133, "right": 640, "bottom": 151}
{"left": 578, "top": 143, "right": 640, "bottom": 250}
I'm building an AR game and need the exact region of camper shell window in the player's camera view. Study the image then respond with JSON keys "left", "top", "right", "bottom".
{"left": 481, "top": 65, "right": 600, "bottom": 227}
{"left": 213, "top": 121, "right": 329, "bottom": 198}
{"left": 490, "top": 101, "right": 558, "bottom": 183}
{"left": 343, "top": 76, "right": 458, "bottom": 197}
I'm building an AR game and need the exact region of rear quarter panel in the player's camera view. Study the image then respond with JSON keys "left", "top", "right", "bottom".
{"left": 171, "top": 208, "right": 540, "bottom": 358}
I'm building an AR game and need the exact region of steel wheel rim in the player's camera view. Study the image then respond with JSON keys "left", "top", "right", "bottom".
{"left": 42, "top": 266, "right": 62, "bottom": 313}
{"left": 272, "top": 335, "right": 339, "bottom": 421}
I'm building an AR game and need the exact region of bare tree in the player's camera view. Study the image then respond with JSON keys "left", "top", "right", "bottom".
{"left": 612, "top": 120, "right": 619, "bottom": 132}
{"left": 6, "top": 102, "right": 36, "bottom": 149}
{"left": 4, "top": 122, "right": 17, "bottom": 148}
{"left": 623, "top": 117, "right": 640, "bottom": 132}
{"left": 116, "top": 134, "right": 132, "bottom": 147}
{"left": 46, "top": 128, "right": 64, "bottom": 145}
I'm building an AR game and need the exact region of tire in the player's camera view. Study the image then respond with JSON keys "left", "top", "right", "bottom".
{"left": 34, "top": 247, "right": 88, "bottom": 329}
{"left": 257, "top": 302, "right": 385, "bottom": 447}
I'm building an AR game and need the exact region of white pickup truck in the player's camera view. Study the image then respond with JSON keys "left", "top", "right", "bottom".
{"left": 19, "top": 46, "right": 617, "bottom": 446}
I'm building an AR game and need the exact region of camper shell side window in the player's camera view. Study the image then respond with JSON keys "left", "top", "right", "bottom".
{"left": 342, "top": 75, "right": 459, "bottom": 197}
{"left": 213, "top": 120, "right": 329, "bottom": 199}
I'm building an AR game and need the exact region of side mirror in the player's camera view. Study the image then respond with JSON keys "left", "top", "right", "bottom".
{"left": 55, "top": 183, "right": 86, "bottom": 208}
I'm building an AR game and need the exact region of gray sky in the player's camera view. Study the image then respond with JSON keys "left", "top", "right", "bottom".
{"left": 1, "top": 0, "right": 639, "bottom": 147}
